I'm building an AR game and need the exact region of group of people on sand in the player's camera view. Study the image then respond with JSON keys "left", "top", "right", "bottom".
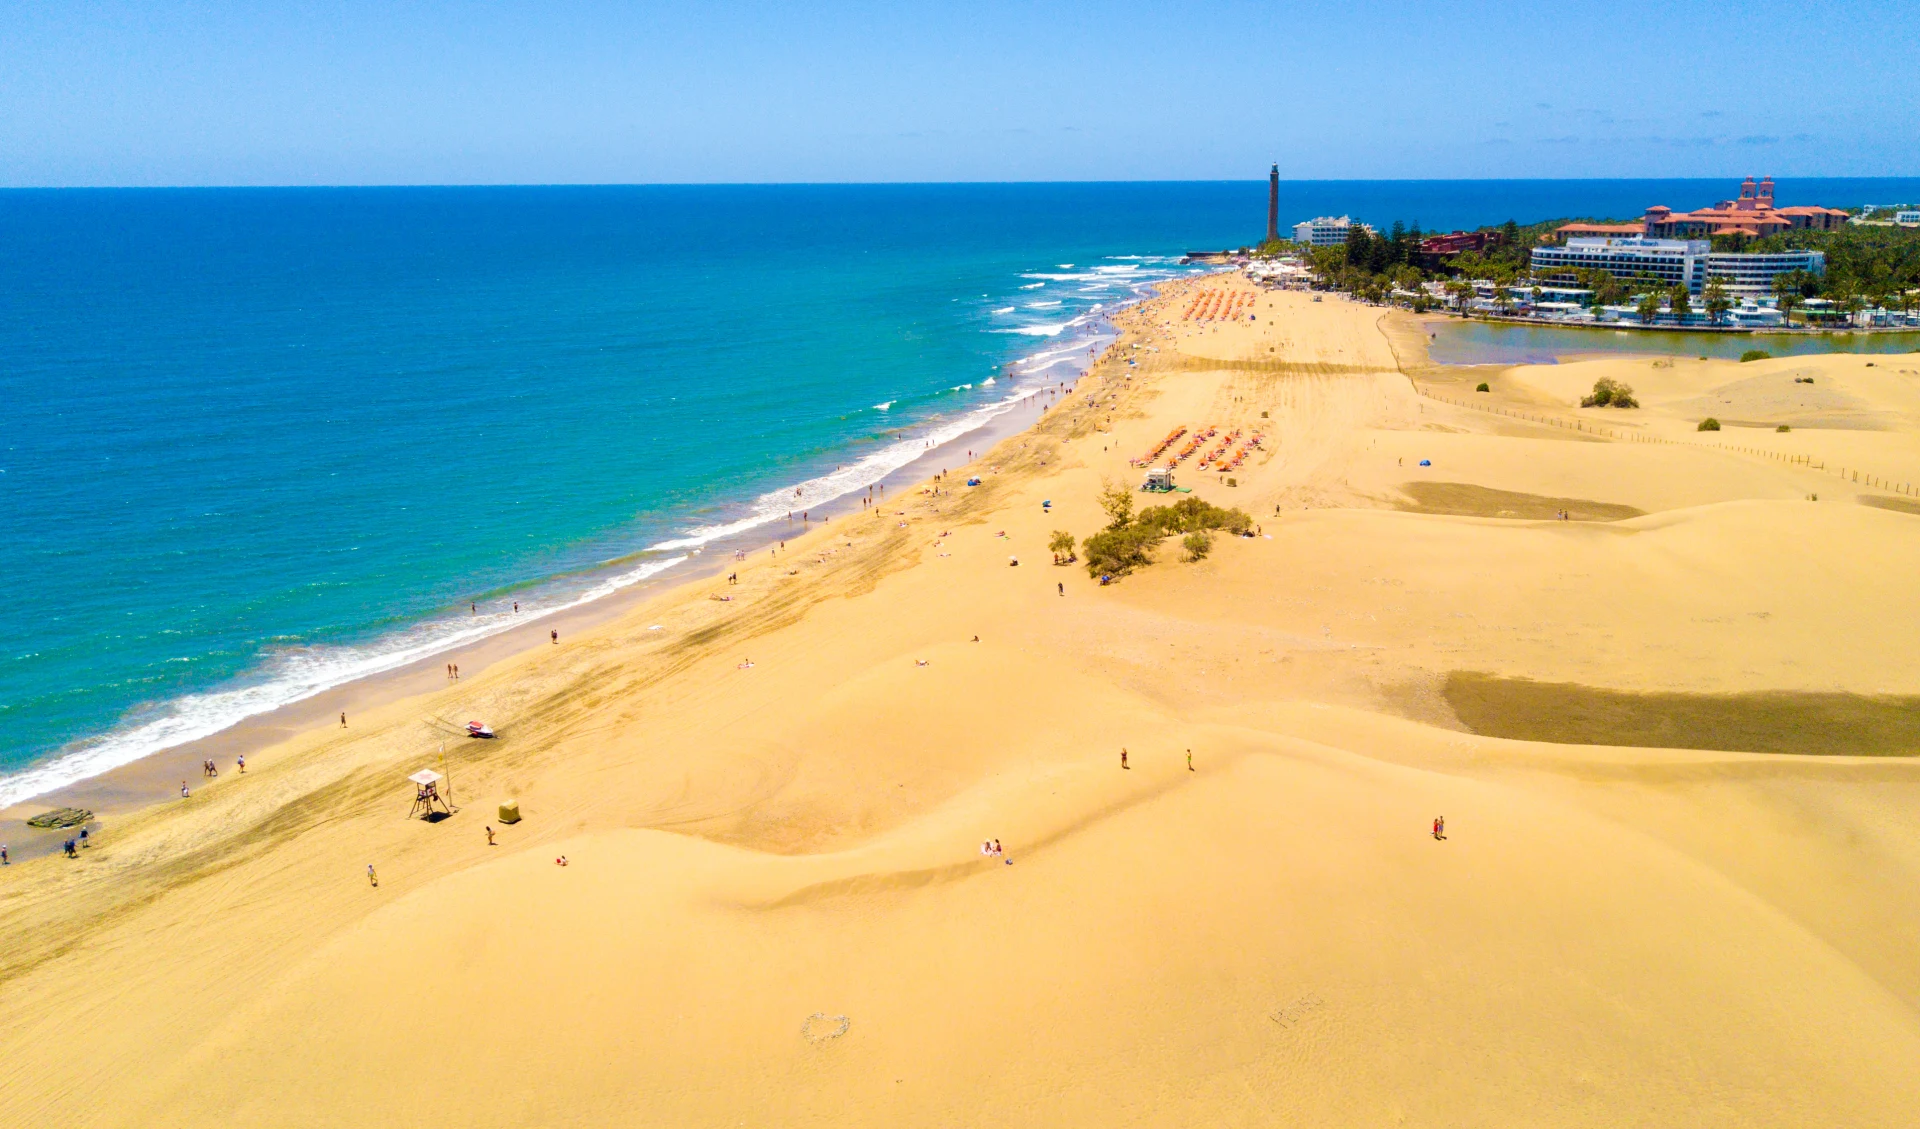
{"left": 181, "top": 755, "right": 245, "bottom": 798}
{"left": 979, "top": 839, "right": 1009, "bottom": 865}
{"left": 446, "top": 662, "right": 461, "bottom": 680}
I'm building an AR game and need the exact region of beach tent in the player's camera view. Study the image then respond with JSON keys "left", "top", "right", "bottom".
{"left": 409, "top": 769, "right": 451, "bottom": 820}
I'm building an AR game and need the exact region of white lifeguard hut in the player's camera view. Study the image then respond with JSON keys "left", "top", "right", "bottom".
{"left": 408, "top": 769, "right": 451, "bottom": 820}
{"left": 1143, "top": 466, "right": 1176, "bottom": 492}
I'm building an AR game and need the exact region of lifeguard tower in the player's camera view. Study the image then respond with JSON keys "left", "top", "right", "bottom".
{"left": 408, "top": 769, "right": 451, "bottom": 820}
{"left": 1143, "top": 466, "right": 1176, "bottom": 493}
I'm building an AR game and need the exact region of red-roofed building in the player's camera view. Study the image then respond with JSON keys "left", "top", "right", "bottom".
{"left": 1644, "top": 178, "right": 1850, "bottom": 238}
{"left": 1554, "top": 221, "right": 1645, "bottom": 241}
{"left": 1414, "top": 229, "right": 1505, "bottom": 266}
{"left": 1551, "top": 179, "right": 1851, "bottom": 243}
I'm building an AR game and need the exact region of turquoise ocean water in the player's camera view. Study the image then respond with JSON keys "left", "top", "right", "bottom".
{"left": 6, "top": 179, "right": 1920, "bottom": 805}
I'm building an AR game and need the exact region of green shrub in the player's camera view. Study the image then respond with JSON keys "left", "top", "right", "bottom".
{"left": 1740, "top": 349, "right": 1769, "bottom": 362}
{"left": 1136, "top": 496, "right": 1253, "bottom": 537}
{"left": 1581, "top": 377, "right": 1637, "bottom": 408}
{"left": 1082, "top": 524, "right": 1160, "bottom": 577}
{"left": 1475, "top": 382, "right": 1490, "bottom": 392}
{"left": 1698, "top": 417, "right": 1721, "bottom": 431}
{"left": 1776, "top": 424, "right": 1791, "bottom": 432}
{"left": 1183, "top": 531, "right": 1213, "bottom": 560}
{"left": 1048, "top": 530, "right": 1077, "bottom": 562}
{"left": 1083, "top": 496, "right": 1252, "bottom": 578}
{"left": 1225, "top": 477, "right": 1238, "bottom": 488}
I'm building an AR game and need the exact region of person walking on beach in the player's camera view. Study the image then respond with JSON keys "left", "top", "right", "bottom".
{"left": 1120, "top": 748, "right": 1129, "bottom": 770}
{"left": 181, "top": 781, "right": 190, "bottom": 799}
{"left": 237, "top": 755, "right": 245, "bottom": 773}
{"left": 1187, "top": 749, "right": 1194, "bottom": 772}
{"left": 1, "top": 844, "right": 8, "bottom": 866}
{"left": 340, "top": 711, "right": 347, "bottom": 728}
{"left": 64, "top": 839, "right": 77, "bottom": 859}
{"left": 486, "top": 826, "right": 495, "bottom": 846}
{"left": 551, "top": 629, "right": 558, "bottom": 644}
{"left": 1058, "top": 582, "right": 1064, "bottom": 596}
{"left": 1432, "top": 816, "right": 1445, "bottom": 841}
{"left": 79, "top": 828, "right": 89, "bottom": 849}
{"left": 367, "top": 864, "right": 378, "bottom": 887}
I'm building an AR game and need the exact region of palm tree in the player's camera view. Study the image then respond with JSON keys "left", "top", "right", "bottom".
{"left": 1773, "top": 273, "right": 1802, "bottom": 326}
{"left": 1636, "top": 292, "right": 1662, "bottom": 325}
{"left": 1703, "top": 277, "right": 1732, "bottom": 325}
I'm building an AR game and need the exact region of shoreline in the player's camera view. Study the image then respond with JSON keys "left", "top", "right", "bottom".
{"left": 7, "top": 271, "right": 1920, "bottom": 1123}
{"left": 0, "top": 301, "right": 1150, "bottom": 852}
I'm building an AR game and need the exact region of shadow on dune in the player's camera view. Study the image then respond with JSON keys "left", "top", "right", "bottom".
{"left": 1396, "top": 482, "right": 1645, "bottom": 522}
{"left": 1445, "top": 671, "right": 1920, "bottom": 756}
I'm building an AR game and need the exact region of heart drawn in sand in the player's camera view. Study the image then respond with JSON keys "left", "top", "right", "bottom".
{"left": 801, "top": 1012, "right": 852, "bottom": 1043}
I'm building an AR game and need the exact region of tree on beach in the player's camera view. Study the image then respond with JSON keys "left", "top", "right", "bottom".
{"left": 1083, "top": 496, "right": 1251, "bottom": 579}
{"left": 1048, "top": 530, "right": 1077, "bottom": 564}
{"left": 1097, "top": 478, "right": 1134, "bottom": 529}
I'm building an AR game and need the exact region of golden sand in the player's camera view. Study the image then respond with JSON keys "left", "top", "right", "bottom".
{"left": 4, "top": 281, "right": 1919, "bottom": 1126}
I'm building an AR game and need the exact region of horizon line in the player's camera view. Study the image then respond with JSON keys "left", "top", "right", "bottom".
{"left": 7, "top": 174, "right": 1920, "bottom": 192}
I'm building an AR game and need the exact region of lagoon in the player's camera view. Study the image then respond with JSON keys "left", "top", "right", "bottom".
{"left": 1425, "top": 319, "right": 1920, "bottom": 366}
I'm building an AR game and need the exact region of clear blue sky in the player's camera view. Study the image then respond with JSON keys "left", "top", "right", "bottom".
{"left": 3, "top": 0, "right": 1916, "bottom": 186}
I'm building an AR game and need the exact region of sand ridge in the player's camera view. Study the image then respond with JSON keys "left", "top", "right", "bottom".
{"left": 3, "top": 278, "right": 1919, "bottom": 1126}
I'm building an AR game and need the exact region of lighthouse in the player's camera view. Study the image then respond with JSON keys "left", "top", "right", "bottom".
{"left": 1266, "top": 163, "right": 1279, "bottom": 243}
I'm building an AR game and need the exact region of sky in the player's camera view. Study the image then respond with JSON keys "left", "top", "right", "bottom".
{"left": 2, "top": 0, "right": 1917, "bottom": 186}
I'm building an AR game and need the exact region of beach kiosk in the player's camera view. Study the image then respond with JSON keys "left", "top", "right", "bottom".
{"left": 1143, "top": 466, "right": 1176, "bottom": 493}
{"left": 408, "top": 769, "right": 450, "bottom": 820}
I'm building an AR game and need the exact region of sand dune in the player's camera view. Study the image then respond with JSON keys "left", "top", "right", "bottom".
{"left": 3, "top": 281, "right": 1919, "bottom": 1126}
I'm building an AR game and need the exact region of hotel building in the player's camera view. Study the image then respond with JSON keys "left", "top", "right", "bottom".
{"left": 1292, "top": 216, "right": 1374, "bottom": 246}
{"left": 1530, "top": 237, "right": 1708, "bottom": 292}
{"left": 1531, "top": 237, "right": 1824, "bottom": 296}
{"left": 1703, "top": 249, "right": 1827, "bottom": 296}
{"left": 1553, "top": 177, "right": 1851, "bottom": 243}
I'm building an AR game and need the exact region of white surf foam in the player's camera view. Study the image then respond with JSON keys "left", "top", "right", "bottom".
{"left": 0, "top": 554, "right": 688, "bottom": 809}
{"left": 645, "top": 385, "right": 1047, "bottom": 555}
{"left": 2, "top": 255, "right": 1201, "bottom": 810}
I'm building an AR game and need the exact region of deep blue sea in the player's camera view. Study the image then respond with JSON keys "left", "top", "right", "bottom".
{"left": 6, "top": 178, "right": 1920, "bottom": 805}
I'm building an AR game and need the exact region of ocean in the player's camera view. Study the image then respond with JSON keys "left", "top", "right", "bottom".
{"left": 6, "top": 178, "right": 1920, "bottom": 806}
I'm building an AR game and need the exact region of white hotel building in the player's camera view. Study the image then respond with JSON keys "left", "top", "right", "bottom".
{"left": 1530, "top": 236, "right": 1824, "bottom": 296}
{"left": 1292, "top": 216, "right": 1375, "bottom": 246}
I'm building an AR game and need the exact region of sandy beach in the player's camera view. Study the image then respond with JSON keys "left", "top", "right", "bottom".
{"left": 5, "top": 277, "right": 1920, "bottom": 1126}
